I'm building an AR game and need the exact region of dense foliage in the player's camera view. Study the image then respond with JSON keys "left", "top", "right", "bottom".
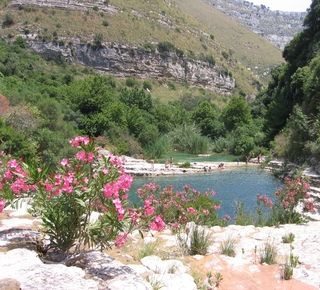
{"left": 255, "top": 0, "right": 320, "bottom": 165}
{"left": 0, "top": 37, "right": 266, "bottom": 164}
{"left": 0, "top": 0, "right": 319, "bottom": 166}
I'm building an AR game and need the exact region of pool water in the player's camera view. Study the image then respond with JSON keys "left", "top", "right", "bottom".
{"left": 128, "top": 166, "right": 283, "bottom": 219}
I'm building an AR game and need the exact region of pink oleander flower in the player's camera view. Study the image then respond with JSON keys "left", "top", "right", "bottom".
{"left": 172, "top": 222, "right": 179, "bottom": 228}
{"left": 145, "top": 206, "right": 155, "bottom": 216}
{"left": 4, "top": 169, "right": 12, "bottom": 180}
{"left": 118, "top": 174, "right": 133, "bottom": 192}
{"left": 87, "top": 152, "right": 94, "bottom": 163}
{"left": 115, "top": 232, "right": 129, "bottom": 248}
{"left": 187, "top": 207, "right": 197, "bottom": 215}
{"left": 214, "top": 205, "right": 221, "bottom": 210}
{"left": 75, "top": 151, "right": 87, "bottom": 162}
{"left": 69, "top": 136, "right": 90, "bottom": 147}
{"left": 109, "top": 155, "right": 122, "bottom": 166}
{"left": 60, "top": 159, "right": 69, "bottom": 167}
{"left": 202, "top": 209, "right": 209, "bottom": 215}
{"left": 7, "top": 159, "right": 19, "bottom": 169}
{"left": 44, "top": 181, "right": 53, "bottom": 192}
{"left": 0, "top": 199, "right": 5, "bottom": 213}
{"left": 104, "top": 181, "right": 120, "bottom": 198}
{"left": 150, "top": 215, "right": 165, "bottom": 231}
{"left": 113, "top": 198, "right": 125, "bottom": 220}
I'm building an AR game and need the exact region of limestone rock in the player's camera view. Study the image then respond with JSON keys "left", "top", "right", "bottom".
{"left": 0, "top": 278, "right": 21, "bottom": 290}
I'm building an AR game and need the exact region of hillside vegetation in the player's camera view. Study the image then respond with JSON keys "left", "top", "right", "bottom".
{"left": 0, "top": 0, "right": 285, "bottom": 93}
{"left": 260, "top": 0, "right": 320, "bottom": 165}
{"left": 0, "top": 0, "right": 319, "bottom": 170}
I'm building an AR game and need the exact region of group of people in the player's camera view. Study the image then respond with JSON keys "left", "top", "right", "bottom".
{"left": 245, "top": 149, "right": 262, "bottom": 164}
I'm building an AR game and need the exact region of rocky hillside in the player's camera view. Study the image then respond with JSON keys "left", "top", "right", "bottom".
{"left": 205, "top": 0, "right": 307, "bottom": 49}
{"left": 0, "top": 0, "right": 286, "bottom": 94}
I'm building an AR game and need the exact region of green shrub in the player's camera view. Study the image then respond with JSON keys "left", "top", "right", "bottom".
{"left": 3, "top": 13, "right": 14, "bottom": 26}
{"left": 282, "top": 233, "right": 295, "bottom": 244}
{"left": 222, "top": 51, "right": 229, "bottom": 59}
{"left": 158, "top": 41, "right": 175, "bottom": 53}
{"left": 168, "top": 82, "right": 176, "bottom": 90}
{"left": 283, "top": 262, "right": 293, "bottom": 280}
{"left": 143, "top": 80, "right": 152, "bottom": 91}
{"left": 102, "top": 20, "right": 109, "bottom": 26}
{"left": 138, "top": 43, "right": 156, "bottom": 53}
{"left": 125, "top": 77, "right": 139, "bottom": 87}
{"left": 179, "top": 162, "right": 191, "bottom": 168}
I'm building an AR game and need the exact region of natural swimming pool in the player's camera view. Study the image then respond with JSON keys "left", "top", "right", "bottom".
{"left": 128, "top": 166, "right": 284, "bottom": 220}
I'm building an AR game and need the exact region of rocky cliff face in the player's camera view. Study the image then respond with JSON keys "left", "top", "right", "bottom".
{"left": 26, "top": 40, "right": 236, "bottom": 94}
{"left": 205, "top": 0, "right": 307, "bottom": 49}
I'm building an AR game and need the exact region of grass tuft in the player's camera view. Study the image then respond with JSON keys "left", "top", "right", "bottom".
{"left": 220, "top": 233, "right": 238, "bottom": 257}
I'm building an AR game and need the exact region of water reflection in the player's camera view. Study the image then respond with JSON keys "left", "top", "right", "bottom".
{"left": 129, "top": 167, "right": 283, "bottom": 219}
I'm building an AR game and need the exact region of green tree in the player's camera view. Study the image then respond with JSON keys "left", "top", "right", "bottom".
{"left": 192, "top": 100, "right": 222, "bottom": 139}
{"left": 0, "top": 119, "right": 36, "bottom": 159}
{"left": 119, "top": 87, "right": 153, "bottom": 112}
{"left": 152, "top": 104, "right": 174, "bottom": 134}
{"left": 138, "top": 124, "right": 159, "bottom": 148}
{"left": 222, "top": 96, "right": 252, "bottom": 131}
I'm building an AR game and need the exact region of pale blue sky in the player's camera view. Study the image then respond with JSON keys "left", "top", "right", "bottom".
{"left": 250, "top": 0, "right": 312, "bottom": 12}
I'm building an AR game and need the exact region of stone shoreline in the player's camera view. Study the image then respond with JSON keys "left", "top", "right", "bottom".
{"left": 122, "top": 155, "right": 261, "bottom": 177}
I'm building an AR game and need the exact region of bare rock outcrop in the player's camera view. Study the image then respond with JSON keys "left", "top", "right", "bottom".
{"left": 25, "top": 40, "right": 235, "bottom": 94}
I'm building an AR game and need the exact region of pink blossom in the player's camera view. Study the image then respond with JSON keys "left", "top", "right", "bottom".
{"left": 187, "top": 207, "right": 197, "bottom": 215}
{"left": 145, "top": 206, "right": 155, "bottom": 216}
{"left": 144, "top": 199, "right": 152, "bottom": 207}
{"left": 214, "top": 205, "right": 220, "bottom": 210}
{"left": 7, "top": 159, "right": 19, "bottom": 169}
{"left": 102, "top": 168, "right": 108, "bottom": 175}
{"left": 0, "top": 199, "right": 5, "bottom": 213}
{"left": 113, "top": 198, "right": 125, "bottom": 220}
{"left": 150, "top": 215, "right": 165, "bottom": 231}
{"left": 87, "top": 152, "right": 94, "bottom": 163}
{"left": 4, "top": 170, "right": 12, "bottom": 180}
{"left": 44, "top": 181, "right": 53, "bottom": 192}
{"left": 10, "top": 178, "right": 29, "bottom": 195}
{"left": 69, "top": 136, "right": 90, "bottom": 147}
{"left": 109, "top": 155, "right": 122, "bottom": 166}
{"left": 202, "top": 209, "right": 209, "bottom": 215}
{"left": 75, "top": 151, "right": 87, "bottom": 162}
{"left": 172, "top": 222, "right": 179, "bottom": 228}
{"left": 115, "top": 232, "right": 129, "bottom": 248}
{"left": 118, "top": 174, "right": 133, "bottom": 192}
{"left": 54, "top": 174, "right": 63, "bottom": 185}
{"left": 60, "top": 159, "right": 69, "bottom": 167}
{"left": 104, "top": 181, "right": 119, "bottom": 198}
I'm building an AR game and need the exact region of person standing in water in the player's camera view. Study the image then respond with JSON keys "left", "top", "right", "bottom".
{"left": 169, "top": 157, "right": 173, "bottom": 168}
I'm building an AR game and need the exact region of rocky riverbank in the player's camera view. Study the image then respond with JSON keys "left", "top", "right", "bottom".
{"left": 122, "top": 155, "right": 260, "bottom": 177}
{"left": 1, "top": 159, "right": 320, "bottom": 289}
{"left": 0, "top": 208, "right": 320, "bottom": 290}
